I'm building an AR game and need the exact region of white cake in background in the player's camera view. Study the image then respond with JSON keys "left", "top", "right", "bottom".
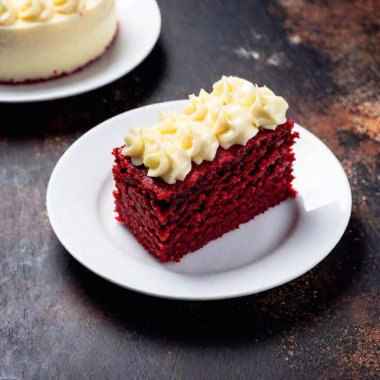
{"left": 0, "top": 0, "right": 117, "bottom": 83}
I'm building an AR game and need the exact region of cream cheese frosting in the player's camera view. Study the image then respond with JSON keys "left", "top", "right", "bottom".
{"left": 0, "top": 0, "right": 85, "bottom": 25}
{"left": 0, "top": 0, "right": 18, "bottom": 25}
{"left": 0, "top": 0, "right": 116, "bottom": 82}
{"left": 19, "top": 0, "right": 55, "bottom": 22}
{"left": 54, "top": 0, "right": 85, "bottom": 14}
{"left": 122, "top": 76, "right": 289, "bottom": 184}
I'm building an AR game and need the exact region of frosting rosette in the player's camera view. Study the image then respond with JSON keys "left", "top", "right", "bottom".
{"left": 0, "top": 0, "right": 87, "bottom": 24}
{"left": 122, "top": 114, "right": 219, "bottom": 184}
{"left": 184, "top": 86, "right": 259, "bottom": 150}
{"left": 0, "top": 0, "right": 18, "bottom": 25}
{"left": 122, "top": 76, "right": 289, "bottom": 184}
{"left": 156, "top": 112, "right": 219, "bottom": 164}
{"left": 54, "top": 0, "right": 85, "bottom": 14}
{"left": 143, "top": 142, "right": 192, "bottom": 185}
{"left": 19, "top": 0, "right": 55, "bottom": 22}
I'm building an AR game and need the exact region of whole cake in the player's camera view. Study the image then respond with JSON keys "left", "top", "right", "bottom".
{"left": 0, "top": 0, "right": 117, "bottom": 83}
{"left": 113, "top": 76, "right": 299, "bottom": 262}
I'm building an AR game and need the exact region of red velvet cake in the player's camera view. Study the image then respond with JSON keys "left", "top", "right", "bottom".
{"left": 112, "top": 76, "right": 298, "bottom": 262}
{"left": 0, "top": 0, "right": 117, "bottom": 84}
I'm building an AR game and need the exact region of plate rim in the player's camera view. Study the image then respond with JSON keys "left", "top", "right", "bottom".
{"left": 0, "top": 0, "right": 161, "bottom": 103}
{"left": 46, "top": 100, "right": 352, "bottom": 301}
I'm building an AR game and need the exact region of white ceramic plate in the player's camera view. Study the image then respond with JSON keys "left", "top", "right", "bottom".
{"left": 0, "top": 0, "right": 161, "bottom": 103}
{"left": 46, "top": 100, "right": 352, "bottom": 300}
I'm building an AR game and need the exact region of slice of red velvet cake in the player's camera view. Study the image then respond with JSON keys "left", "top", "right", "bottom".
{"left": 112, "top": 76, "right": 298, "bottom": 262}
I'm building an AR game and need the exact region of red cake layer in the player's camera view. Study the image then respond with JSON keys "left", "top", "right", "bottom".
{"left": 112, "top": 120, "right": 298, "bottom": 262}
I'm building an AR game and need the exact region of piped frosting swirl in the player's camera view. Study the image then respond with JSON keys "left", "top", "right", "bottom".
{"left": 0, "top": 0, "right": 18, "bottom": 25}
{"left": 0, "top": 0, "right": 86, "bottom": 24}
{"left": 19, "top": 0, "right": 55, "bottom": 22}
{"left": 122, "top": 76, "right": 289, "bottom": 184}
{"left": 54, "top": 0, "right": 85, "bottom": 14}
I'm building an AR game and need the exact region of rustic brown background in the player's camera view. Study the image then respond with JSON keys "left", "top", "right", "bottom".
{"left": 1, "top": 0, "right": 379, "bottom": 379}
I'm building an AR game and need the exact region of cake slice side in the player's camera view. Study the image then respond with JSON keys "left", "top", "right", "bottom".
{"left": 113, "top": 121, "right": 298, "bottom": 262}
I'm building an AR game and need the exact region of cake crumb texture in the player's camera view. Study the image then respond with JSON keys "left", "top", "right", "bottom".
{"left": 113, "top": 120, "right": 298, "bottom": 262}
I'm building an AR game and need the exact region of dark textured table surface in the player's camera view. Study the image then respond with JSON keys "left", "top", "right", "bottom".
{"left": 1, "top": 1, "right": 379, "bottom": 379}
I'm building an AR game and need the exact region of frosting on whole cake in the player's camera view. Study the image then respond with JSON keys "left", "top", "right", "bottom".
{"left": 0, "top": 0, "right": 86, "bottom": 25}
{"left": 0, "top": 0, "right": 116, "bottom": 82}
{"left": 122, "top": 76, "right": 289, "bottom": 184}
